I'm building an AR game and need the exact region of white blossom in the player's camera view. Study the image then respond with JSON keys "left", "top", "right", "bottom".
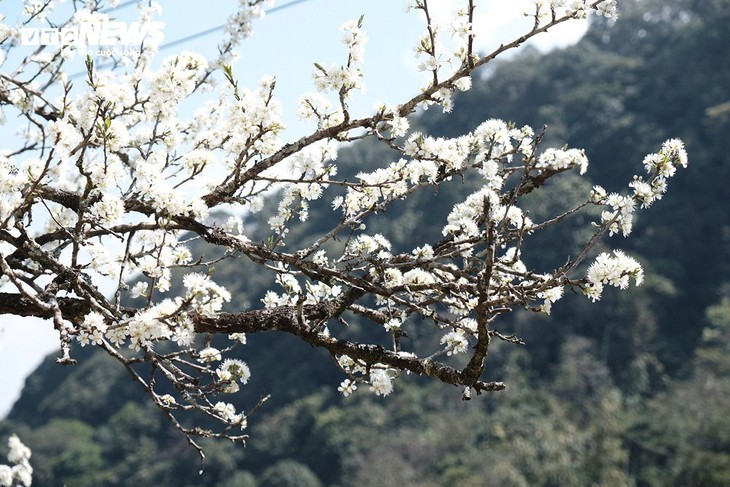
{"left": 440, "top": 330, "right": 469, "bottom": 356}
{"left": 198, "top": 347, "right": 222, "bottom": 363}
{"left": 369, "top": 367, "right": 394, "bottom": 396}
{"left": 584, "top": 250, "right": 644, "bottom": 301}
{"left": 0, "top": 435, "right": 32, "bottom": 487}
{"left": 338, "top": 379, "right": 357, "bottom": 397}
{"left": 537, "top": 147, "right": 589, "bottom": 174}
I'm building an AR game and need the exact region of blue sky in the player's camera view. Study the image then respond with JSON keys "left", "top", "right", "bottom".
{"left": 0, "top": 0, "right": 589, "bottom": 417}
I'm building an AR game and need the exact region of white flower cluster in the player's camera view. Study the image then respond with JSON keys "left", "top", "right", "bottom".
{"left": 632, "top": 138, "right": 688, "bottom": 207}
{"left": 337, "top": 378, "right": 357, "bottom": 397}
{"left": 443, "top": 187, "right": 499, "bottom": 238}
{"left": 598, "top": 191, "right": 636, "bottom": 237}
{"left": 313, "top": 18, "right": 367, "bottom": 96}
{"left": 268, "top": 140, "right": 338, "bottom": 234}
{"left": 183, "top": 272, "right": 232, "bottom": 314}
{"left": 212, "top": 401, "right": 247, "bottom": 429}
{"left": 335, "top": 120, "right": 534, "bottom": 219}
{"left": 584, "top": 250, "right": 644, "bottom": 301}
{"left": 534, "top": 1, "right": 619, "bottom": 21}
{"left": 149, "top": 52, "right": 209, "bottom": 113}
{"left": 595, "top": 0, "right": 619, "bottom": 20}
{"left": 0, "top": 156, "right": 26, "bottom": 224}
{"left": 77, "top": 270, "right": 229, "bottom": 351}
{"left": 216, "top": 358, "right": 252, "bottom": 393}
{"left": 443, "top": 187, "right": 533, "bottom": 245}
{"left": 261, "top": 265, "right": 342, "bottom": 311}
{"left": 223, "top": 75, "right": 284, "bottom": 159}
{"left": 440, "top": 330, "right": 469, "bottom": 356}
{"left": 409, "top": 2, "right": 476, "bottom": 103}
{"left": 77, "top": 311, "right": 109, "bottom": 347}
{"left": 223, "top": 0, "right": 271, "bottom": 50}
{"left": 199, "top": 347, "right": 223, "bottom": 363}
{"left": 539, "top": 285, "right": 565, "bottom": 315}
{"left": 336, "top": 356, "right": 395, "bottom": 397}
{"left": 537, "top": 147, "right": 589, "bottom": 175}
{"left": 0, "top": 435, "right": 32, "bottom": 487}
{"left": 298, "top": 92, "right": 344, "bottom": 129}
{"left": 23, "top": 0, "right": 51, "bottom": 21}
{"left": 346, "top": 233, "right": 392, "bottom": 258}
{"left": 594, "top": 139, "right": 688, "bottom": 235}
{"left": 369, "top": 367, "right": 395, "bottom": 396}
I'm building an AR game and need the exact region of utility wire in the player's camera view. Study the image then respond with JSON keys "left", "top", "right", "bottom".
{"left": 68, "top": 0, "right": 313, "bottom": 79}
{"left": 100, "top": 0, "right": 138, "bottom": 13}
{"left": 161, "top": 0, "right": 311, "bottom": 50}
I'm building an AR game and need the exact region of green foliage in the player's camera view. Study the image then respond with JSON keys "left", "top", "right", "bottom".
{"left": 627, "top": 292, "right": 730, "bottom": 486}
{"left": 259, "top": 460, "right": 323, "bottom": 487}
{"left": 216, "top": 470, "right": 257, "bottom": 487}
{"left": 14, "top": 419, "right": 107, "bottom": 487}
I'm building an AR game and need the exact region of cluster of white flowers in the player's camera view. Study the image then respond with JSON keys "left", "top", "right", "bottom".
{"left": 595, "top": 0, "right": 620, "bottom": 20}
{"left": 313, "top": 18, "right": 367, "bottom": 96}
{"left": 123, "top": 301, "right": 177, "bottom": 350}
{"left": 0, "top": 435, "right": 32, "bottom": 487}
{"left": 440, "top": 329, "right": 469, "bottom": 356}
{"left": 409, "top": 2, "right": 477, "bottom": 102}
{"left": 600, "top": 191, "right": 635, "bottom": 236}
{"left": 91, "top": 270, "right": 228, "bottom": 350}
{"left": 304, "top": 281, "right": 342, "bottom": 305}
{"left": 23, "top": 0, "right": 50, "bottom": 21}
{"left": 337, "top": 378, "right": 357, "bottom": 397}
{"left": 442, "top": 186, "right": 533, "bottom": 243}
{"left": 404, "top": 132, "right": 472, "bottom": 170}
{"left": 127, "top": 231, "right": 192, "bottom": 293}
{"left": 631, "top": 138, "right": 688, "bottom": 207}
{"left": 336, "top": 356, "right": 395, "bottom": 397}
{"left": 593, "top": 139, "right": 687, "bottom": 235}
{"left": 199, "top": 347, "right": 223, "bottom": 363}
{"left": 223, "top": 75, "right": 284, "bottom": 159}
{"left": 183, "top": 272, "right": 232, "bottom": 314}
{"left": 0, "top": 156, "right": 26, "bottom": 224}
{"left": 584, "top": 250, "right": 644, "bottom": 301}
{"left": 388, "top": 113, "right": 411, "bottom": 138}
{"left": 216, "top": 358, "right": 251, "bottom": 393}
{"left": 212, "top": 401, "right": 247, "bottom": 428}
{"left": 223, "top": 0, "right": 272, "bottom": 52}
{"left": 346, "top": 233, "right": 392, "bottom": 258}
{"left": 539, "top": 285, "right": 565, "bottom": 315}
{"left": 369, "top": 367, "right": 395, "bottom": 396}
{"left": 402, "top": 268, "right": 437, "bottom": 291}
{"left": 443, "top": 187, "right": 499, "bottom": 238}
{"left": 77, "top": 311, "right": 109, "bottom": 347}
{"left": 334, "top": 120, "right": 534, "bottom": 219}
{"left": 535, "top": 0, "right": 619, "bottom": 21}
{"left": 537, "top": 147, "right": 589, "bottom": 174}
{"left": 149, "top": 52, "right": 209, "bottom": 113}
{"left": 266, "top": 140, "right": 338, "bottom": 233}
{"left": 298, "top": 92, "right": 344, "bottom": 129}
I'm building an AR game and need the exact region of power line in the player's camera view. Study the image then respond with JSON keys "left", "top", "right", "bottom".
{"left": 160, "top": 0, "right": 311, "bottom": 50}
{"left": 68, "top": 0, "right": 314, "bottom": 79}
{"left": 100, "top": 0, "right": 138, "bottom": 13}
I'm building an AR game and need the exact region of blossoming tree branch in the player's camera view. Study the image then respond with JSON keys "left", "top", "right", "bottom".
{"left": 0, "top": 0, "right": 686, "bottom": 463}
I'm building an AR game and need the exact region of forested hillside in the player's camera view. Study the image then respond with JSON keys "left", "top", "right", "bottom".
{"left": 2, "top": 1, "right": 729, "bottom": 485}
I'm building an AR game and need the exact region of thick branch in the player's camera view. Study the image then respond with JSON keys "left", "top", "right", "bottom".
{"left": 0, "top": 292, "right": 89, "bottom": 323}
{"left": 192, "top": 290, "right": 505, "bottom": 393}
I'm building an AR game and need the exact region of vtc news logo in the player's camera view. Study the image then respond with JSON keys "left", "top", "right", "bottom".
{"left": 19, "top": 21, "right": 165, "bottom": 55}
